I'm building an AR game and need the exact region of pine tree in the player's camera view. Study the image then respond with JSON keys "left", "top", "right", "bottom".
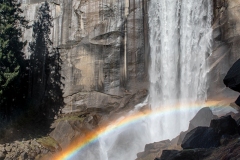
{"left": 29, "top": 1, "right": 53, "bottom": 106}
{"left": 0, "top": 0, "right": 28, "bottom": 120}
{"left": 29, "top": 1, "right": 63, "bottom": 115}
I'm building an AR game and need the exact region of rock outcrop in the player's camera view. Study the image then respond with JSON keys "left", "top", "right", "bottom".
{"left": 188, "top": 107, "right": 216, "bottom": 131}
{"left": 49, "top": 111, "right": 102, "bottom": 148}
{"left": 20, "top": 0, "right": 149, "bottom": 113}
{"left": 210, "top": 115, "right": 238, "bottom": 136}
{"left": 49, "top": 120, "right": 82, "bottom": 148}
{"left": 181, "top": 127, "right": 220, "bottom": 149}
{"left": 156, "top": 148, "right": 213, "bottom": 160}
{"left": 223, "top": 59, "right": 240, "bottom": 92}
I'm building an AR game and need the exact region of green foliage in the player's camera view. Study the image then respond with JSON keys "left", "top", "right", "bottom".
{"left": 37, "top": 136, "right": 59, "bottom": 151}
{"left": 0, "top": 0, "right": 29, "bottom": 120}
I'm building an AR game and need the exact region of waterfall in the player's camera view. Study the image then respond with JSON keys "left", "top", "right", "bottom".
{"left": 149, "top": 0, "right": 212, "bottom": 108}
{"left": 148, "top": 0, "right": 212, "bottom": 139}
{"left": 70, "top": 1, "right": 212, "bottom": 160}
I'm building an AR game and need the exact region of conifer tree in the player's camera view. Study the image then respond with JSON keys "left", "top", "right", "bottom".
{"left": 29, "top": 1, "right": 53, "bottom": 107}
{"left": 29, "top": 1, "right": 63, "bottom": 115}
{"left": 0, "top": 0, "right": 28, "bottom": 119}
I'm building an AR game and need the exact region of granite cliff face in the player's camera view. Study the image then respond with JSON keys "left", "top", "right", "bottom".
{"left": 20, "top": 0, "right": 149, "bottom": 113}
{"left": 208, "top": 0, "right": 240, "bottom": 99}
{"left": 20, "top": 0, "right": 240, "bottom": 112}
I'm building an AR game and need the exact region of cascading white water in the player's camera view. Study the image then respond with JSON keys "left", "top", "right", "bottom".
{"left": 71, "top": 1, "right": 212, "bottom": 160}
{"left": 148, "top": 0, "right": 212, "bottom": 139}
{"left": 149, "top": 0, "right": 212, "bottom": 108}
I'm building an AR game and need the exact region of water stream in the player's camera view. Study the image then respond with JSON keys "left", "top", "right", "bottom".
{"left": 148, "top": 0, "right": 212, "bottom": 140}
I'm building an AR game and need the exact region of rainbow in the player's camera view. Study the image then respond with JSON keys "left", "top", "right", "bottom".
{"left": 51, "top": 100, "right": 234, "bottom": 160}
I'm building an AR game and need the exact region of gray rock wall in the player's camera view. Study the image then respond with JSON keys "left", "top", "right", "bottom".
{"left": 20, "top": 0, "right": 149, "bottom": 113}
{"left": 207, "top": 0, "right": 240, "bottom": 99}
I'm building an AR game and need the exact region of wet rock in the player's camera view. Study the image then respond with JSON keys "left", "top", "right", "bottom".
{"left": 181, "top": 127, "right": 220, "bottom": 149}
{"left": 210, "top": 115, "right": 238, "bottom": 136}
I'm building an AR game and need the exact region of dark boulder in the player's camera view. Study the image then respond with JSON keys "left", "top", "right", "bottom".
{"left": 235, "top": 118, "right": 240, "bottom": 134}
{"left": 159, "top": 150, "right": 179, "bottom": 160}
{"left": 235, "top": 95, "right": 240, "bottom": 107}
{"left": 210, "top": 115, "right": 238, "bottom": 136}
{"left": 223, "top": 58, "right": 240, "bottom": 92}
{"left": 158, "top": 149, "right": 213, "bottom": 160}
{"left": 181, "top": 127, "right": 220, "bottom": 149}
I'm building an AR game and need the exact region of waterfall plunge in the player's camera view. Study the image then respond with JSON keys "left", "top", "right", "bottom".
{"left": 71, "top": 1, "right": 212, "bottom": 160}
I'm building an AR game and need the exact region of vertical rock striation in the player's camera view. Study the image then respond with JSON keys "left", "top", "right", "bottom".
{"left": 20, "top": 0, "right": 149, "bottom": 113}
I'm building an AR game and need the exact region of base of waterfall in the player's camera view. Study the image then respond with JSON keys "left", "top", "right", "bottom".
{"left": 136, "top": 107, "right": 240, "bottom": 160}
